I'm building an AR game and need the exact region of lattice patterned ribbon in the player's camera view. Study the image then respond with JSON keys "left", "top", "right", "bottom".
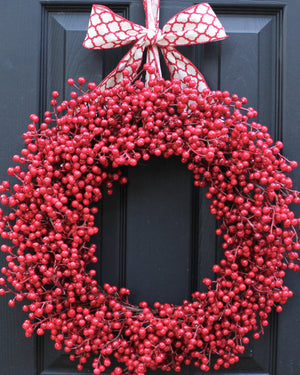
{"left": 83, "top": 0, "right": 227, "bottom": 92}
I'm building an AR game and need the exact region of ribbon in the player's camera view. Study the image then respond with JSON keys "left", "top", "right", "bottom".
{"left": 83, "top": 1, "right": 227, "bottom": 92}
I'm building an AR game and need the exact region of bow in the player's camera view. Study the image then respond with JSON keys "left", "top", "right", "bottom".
{"left": 83, "top": 0, "right": 227, "bottom": 92}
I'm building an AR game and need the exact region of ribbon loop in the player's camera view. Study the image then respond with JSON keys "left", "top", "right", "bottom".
{"left": 83, "top": 5, "right": 144, "bottom": 50}
{"left": 83, "top": 1, "right": 227, "bottom": 91}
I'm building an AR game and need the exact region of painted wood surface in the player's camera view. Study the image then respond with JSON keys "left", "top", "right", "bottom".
{"left": 0, "top": 1, "right": 299, "bottom": 374}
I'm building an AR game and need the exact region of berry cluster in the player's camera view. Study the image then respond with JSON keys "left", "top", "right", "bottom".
{"left": 0, "top": 65, "right": 299, "bottom": 374}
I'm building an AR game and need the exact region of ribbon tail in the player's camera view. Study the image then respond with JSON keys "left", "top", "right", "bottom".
{"left": 143, "top": 0, "right": 161, "bottom": 84}
{"left": 97, "top": 42, "right": 145, "bottom": 91}
{"left": 145, "top": 45, "right": 162, "bottom": 83}
{"left": 161, "top": 46, "right": 209, "bottom": 92}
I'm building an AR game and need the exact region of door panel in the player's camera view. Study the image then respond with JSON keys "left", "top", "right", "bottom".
{"left": 0, "top": 1, "right": 299, "bottom": 375}
{"left": 0, "top": 1, "right": 41, "bottom": 374}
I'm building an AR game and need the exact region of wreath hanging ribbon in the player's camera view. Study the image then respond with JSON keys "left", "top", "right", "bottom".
{"left": 83, "top": 0, "right": 227, "bottom": 91}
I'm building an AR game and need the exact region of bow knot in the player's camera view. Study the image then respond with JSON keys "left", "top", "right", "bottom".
{"left": 144, "top": 28, "right": 163, "bottom": 47}
{"left": 83, "top": 1, "right": 227, "bottom": 92}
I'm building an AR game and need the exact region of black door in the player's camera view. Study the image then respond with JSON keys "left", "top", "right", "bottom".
{"left": 0, "top": 1, "right": 299, "bottom": 374}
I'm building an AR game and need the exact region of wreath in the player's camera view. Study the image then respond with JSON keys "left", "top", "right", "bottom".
{"left": 0, "top": 2, "right": 299, "bottom": 375}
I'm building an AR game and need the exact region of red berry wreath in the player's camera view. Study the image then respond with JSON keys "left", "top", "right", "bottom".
{"left": 0, "top": 65, "right": 299, "bottom": 374}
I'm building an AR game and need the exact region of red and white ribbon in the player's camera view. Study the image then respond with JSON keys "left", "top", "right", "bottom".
{"left": 83, "top": 1, "right": 227, "bottom": 92}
